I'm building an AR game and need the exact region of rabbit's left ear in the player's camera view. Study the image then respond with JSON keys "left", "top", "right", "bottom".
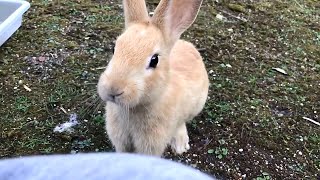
{"left": 123, "top": 0, "right": 150, "bottom": 28}
{"left": 152, "top": 0, "right": 203, "bottom": 44}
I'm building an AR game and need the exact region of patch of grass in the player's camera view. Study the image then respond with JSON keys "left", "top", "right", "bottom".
{"left": 18, "top": 137, "right": 50, "bottom": 150}
{"left": 208, "top": 139, "right": 228, "bottom": 159}
{"left": 72, "top": 138, "right": 94, "bottom": 150}
{"left": 255, "top": 172, "right": 271, "bottom": 180}
{"left": 214, "top": 147, "right": 228, "bottom": 159}
{"left": 15, "top": 96, "right": 31, "bottom": 112}
{"left": 93, "top": 114, "right": 104, "bottom": 125}
{"left": 40, "top": 147, "right": 53, "bottom": 154}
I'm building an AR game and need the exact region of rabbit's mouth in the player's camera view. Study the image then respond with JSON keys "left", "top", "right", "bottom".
{"left": 105, "top": 92, "right": 124, "bottom": 103}
{"left": 106, "top": 92, "right": 141, "bottom": 109}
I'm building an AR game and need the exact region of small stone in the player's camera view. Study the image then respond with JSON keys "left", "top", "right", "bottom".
{"left": 227, "top": 28, "right": 233, "bottom": 32}
{"left": 216, "top": 14, "right": 225, "bottom": 21}
{"left": 239, "top": 148, "right": 243, "bottom": 152}
{"left": 18, "top": 80, "right": 24, "bottom": 85}
{"left": 38, "top": 56, "right": 46, "bottom": 62}
{"left": 277, "top": 113, "right": 284, "bottom": 117}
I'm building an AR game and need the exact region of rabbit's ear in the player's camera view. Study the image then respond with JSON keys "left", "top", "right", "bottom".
{"left": 152, "top": 0, "right": 203, "bottom": 44}
{"left": 123, "top": 0, "right": 150, "bottom": 28}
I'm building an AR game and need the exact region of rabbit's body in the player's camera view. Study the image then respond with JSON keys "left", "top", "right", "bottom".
{"left": 98, "top": 0, "right": 208, "bottom": 156}
{"left": 106, "top": 39, "right": 208, "bottom": 155}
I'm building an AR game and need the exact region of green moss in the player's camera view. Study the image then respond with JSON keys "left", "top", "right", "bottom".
{"left": 227, "top": 3, "right": 246, "bottom": 13}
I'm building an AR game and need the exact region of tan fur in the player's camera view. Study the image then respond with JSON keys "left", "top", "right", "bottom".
{"left": 97, "top": 0, "right": 208, "bottom": 156}
{"left": 123, "top": 0, "right": 149, "bottom": 28}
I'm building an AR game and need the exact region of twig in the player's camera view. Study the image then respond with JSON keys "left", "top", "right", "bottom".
{"left": 60, "top": 106, "right": 68, "bottom": 114}
{"left": 23, "top": 85, "right": 32, "bottom": 92}
{"left": 197, "top": 48, "right": 206, "bottom": 52}
{"left": 219, "top": 10, "right": 248, "bottom": 22}
{"left": 303, "top": 117, "right": 320, "bottom": 126}
{"left": 197, "top": 138, "right": 213, "bottom": 151}
{"left": 293, "top": 0, "right": 304, "bottom": 9}
{"left": 94, "top": 67, "right": 107, "bottom": 70}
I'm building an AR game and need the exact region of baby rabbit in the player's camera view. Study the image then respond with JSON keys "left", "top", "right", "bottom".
{"left": 97, "top": 0, "right": 209, "bottom": 156}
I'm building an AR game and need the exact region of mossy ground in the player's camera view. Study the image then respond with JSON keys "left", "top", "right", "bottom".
{"left": 0, "top": 0, "right": 319, "bottom": 179}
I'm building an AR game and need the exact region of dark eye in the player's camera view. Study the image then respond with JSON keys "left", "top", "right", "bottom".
{"left": 148, "top": 54, "right": 159, "bottom": 69}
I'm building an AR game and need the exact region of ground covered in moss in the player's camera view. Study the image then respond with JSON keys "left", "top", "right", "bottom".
{"left": 0, "top": 0, "right": 319, "bottom": 179}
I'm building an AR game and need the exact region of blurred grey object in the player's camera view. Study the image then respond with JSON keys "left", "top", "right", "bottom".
{"left": 0, "top": 152, "right": 216, "bottom": 180}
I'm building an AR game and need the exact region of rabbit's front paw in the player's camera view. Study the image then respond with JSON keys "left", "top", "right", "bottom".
{"left": 170, "top": 134, "right": 190, "bottom": 154}
{"left": 170, "top": 124, "right": 190, "bottom": 154}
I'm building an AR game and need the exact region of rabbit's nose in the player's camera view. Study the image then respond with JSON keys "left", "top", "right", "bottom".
{"left": 107, "top": 91, "right": 124, "bottom": 102}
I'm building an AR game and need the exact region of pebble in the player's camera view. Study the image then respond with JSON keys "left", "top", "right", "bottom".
{"left": 216, "top": 14, "right": 225, "bottom": 21}
{"left": 239, "top": 148, "right": 244, "bottom": 152}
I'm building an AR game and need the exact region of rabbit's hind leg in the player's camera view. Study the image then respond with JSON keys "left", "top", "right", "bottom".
{"left": 170, "top": 123, "right": 190, "bottom": 154}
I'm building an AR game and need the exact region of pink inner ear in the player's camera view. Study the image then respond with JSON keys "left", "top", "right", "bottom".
{"left": 165, "top": 0, "right": 201, "bottom": 41}
{"left": 169, "top": 1, "right": 188, "bottom": 27}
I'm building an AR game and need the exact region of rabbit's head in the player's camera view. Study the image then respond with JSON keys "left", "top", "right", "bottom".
{"left": 98, "top": 0, "right": 203, "bottom": 107}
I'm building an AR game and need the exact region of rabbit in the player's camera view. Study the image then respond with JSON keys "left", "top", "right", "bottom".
{"left": 97, "top": 0, "right": 209, "bottom": 156}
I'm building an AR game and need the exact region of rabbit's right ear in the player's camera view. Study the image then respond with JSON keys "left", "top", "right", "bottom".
{"left": 152, "top": 0, "right": 203, "bottom": 44}
{"left": 123, "top": 0, "right": 150, "bottom": 28}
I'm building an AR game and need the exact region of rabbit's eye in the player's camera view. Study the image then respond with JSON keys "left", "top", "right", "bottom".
{"left": 148, "top": 54, "right": 159, "bottom": 69}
